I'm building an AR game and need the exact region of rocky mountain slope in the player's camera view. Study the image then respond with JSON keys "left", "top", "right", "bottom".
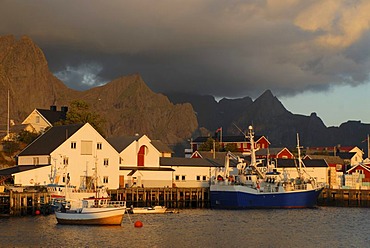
{"left": 167, "top": 90, "right": 370, "bottom": 150}
{"left": 0, "top": 35, "right": 197, "bottom": 145}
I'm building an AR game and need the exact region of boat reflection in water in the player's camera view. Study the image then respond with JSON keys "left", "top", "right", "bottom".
{"left": 210, "top": 126, "right": 324, "bottom": 209}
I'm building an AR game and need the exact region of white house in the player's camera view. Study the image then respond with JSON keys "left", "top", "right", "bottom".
{"left": 107, "top": 135, "right": 174, "bottom": 188}
{"left": 14, "top": 123, "right": 120, "bottom": 189}
{"left": 274, "top": 158, "right": 329, "bottom": 184}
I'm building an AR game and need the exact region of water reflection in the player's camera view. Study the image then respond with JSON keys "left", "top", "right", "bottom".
{"left": 0, "top": 207, "right": 368, "bottom": 247}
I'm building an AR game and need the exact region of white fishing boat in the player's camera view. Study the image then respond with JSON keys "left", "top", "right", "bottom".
{"left": 129, "top": 205, "right": 167, "bottom": 214}
{"left": 54, "top": 157, "right": 126, "bottom": 225}
{"left": 55, "top": 198, "right": 126, "bottom": 225}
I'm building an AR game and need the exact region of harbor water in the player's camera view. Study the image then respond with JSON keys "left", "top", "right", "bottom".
{"left": 0, "top": 207, "right": 368, "bottom": 248}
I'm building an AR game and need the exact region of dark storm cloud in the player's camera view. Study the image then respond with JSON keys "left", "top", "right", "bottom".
{"left": 1, "top": 0, "right": 370, "bottom": 99}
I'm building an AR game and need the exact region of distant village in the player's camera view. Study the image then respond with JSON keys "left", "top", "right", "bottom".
{"left": 0, "top": 105, "right": 369, "bottom": 193}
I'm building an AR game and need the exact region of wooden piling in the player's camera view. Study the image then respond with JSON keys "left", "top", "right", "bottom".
{"left": 108, "top": 187, "right": 210, "bottom": 209}
{"left": 318, "top": 188, "right": 370, "bottom": 207}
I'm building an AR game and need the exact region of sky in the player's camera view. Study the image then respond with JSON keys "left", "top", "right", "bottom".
{"left": 1, "top": 0, "right": 370, "bottom": 127}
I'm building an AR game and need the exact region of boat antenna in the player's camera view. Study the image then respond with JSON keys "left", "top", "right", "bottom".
{"left": 232, "top": 123, "right": 247, "bottom": 137}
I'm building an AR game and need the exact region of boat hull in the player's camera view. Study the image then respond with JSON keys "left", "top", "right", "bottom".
{"left": 55, "top": 208, "right": 125, "bottom": 225}
{"left": 210, "top": 185, "right": 323, "bottom": 209}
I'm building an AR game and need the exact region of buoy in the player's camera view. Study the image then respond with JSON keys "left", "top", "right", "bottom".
{"left": 134, "top": 220, "right": 143, "bottom": 228}
{"left": 35, "top": 210, "right": 41, "bottom": 215}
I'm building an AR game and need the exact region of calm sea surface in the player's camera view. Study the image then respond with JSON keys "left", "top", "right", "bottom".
{"left": 0, "top": 207, "right": 369, "bottom": 248}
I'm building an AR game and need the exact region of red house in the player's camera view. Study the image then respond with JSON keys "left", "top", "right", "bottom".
{"left": 256, "top": 148, "right": 294, "bottom": 159}
{"left": 192, "top": 135, "right": 270, "bottom": 153}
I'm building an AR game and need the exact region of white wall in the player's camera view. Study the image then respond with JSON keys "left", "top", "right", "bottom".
{"left": 120, "top": 135, "right": 161, "bottom": 167}
{"left": 13, "top": 166, "right": 52, "bottom": 186}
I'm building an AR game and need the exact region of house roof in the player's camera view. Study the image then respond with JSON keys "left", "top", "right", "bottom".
{"left": 119, "top": 166, "right": 175, "bottom": 175}
{"left": 304, "top": 155, "right": 344, "bottom": 165}
{"left": 106, "top": 136, "right": 141, "bottom": 152}
{"left": 160, "top": 157, "right": 233, "bottom": 168}
{"left": 275, "top": 158, "right": 328, "bottom": 168}
{"left": 36, "top": 109, "right": 67, "bottom": 124}
{"left": 346, "top": 163, "right": 370, "bottom": 174}
{"left": 151, "top": 140, "right": 173, "bottom": 153}
{"left": 330, "top": 152, "right": 357, "bottom": 160}
{"left": 17, "top": 124, "right": 84, "bottom": 156}
{"left": 0, "top": 164, "right": 50, "bottom": 176}
{"left": 193, "top": 135, "right": 265, "bottom": 143}
{"left": 107, "top": 136, "right": 173, "bottom": 154}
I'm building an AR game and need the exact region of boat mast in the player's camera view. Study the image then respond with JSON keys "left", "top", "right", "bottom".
{"left": 7, "top": 89, "right": 10, "bottom": 136}
{"left": 296, "top": 133, "right": 303, "bottom": 178}
{"left": 94, "top": 157, "right": 98, "bottom": 198}
{"left": 249, "top": 126, "right": 256, "bottom": 167}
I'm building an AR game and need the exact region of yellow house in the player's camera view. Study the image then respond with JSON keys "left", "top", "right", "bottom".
{"left": 21, "top": 106, "right": 68, "bottom": 133}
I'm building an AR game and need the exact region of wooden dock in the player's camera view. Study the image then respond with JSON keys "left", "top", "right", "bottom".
{"left": 0, "top": 190, "right": 52, "bottom": 216}
{"left": 318, "top": 188, "right": 370, "bottom": 207}
{"left": 108, "top": 187, "right": 210, "bottom": 209}
{"left": 1, "top": 187, "right": 369, "bottom": 216}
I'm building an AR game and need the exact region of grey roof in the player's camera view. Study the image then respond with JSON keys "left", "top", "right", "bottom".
{"left": 107, "top": 136, "right": 173, "bottom": 153}
{"left": 119, "top": 166, "right": 175, "bottom": 173}
{"left": 276, "top": 158, "right": 328, "bottom": 168}
{"left": 151, "top": 140, "right": 173, "bottom": 153}
{"left": 193, "top": 135, "right": 267, "bottom": 143}
{"left": 17, "top": 124, "right": 84, "bottom": 156}
{"left": 330, "top": 152, "right": 357, "bottom": 160}
{"left": 0, "top": 164, "right": 50, "bottom": 175}
{"left": 305, "top": 155, "right": 344, "bottom": 164}
{"left": 36, "top": 109, "right": 67, "bottom": 124}
{"left": 160, "top": 157, "right": 234, "bottom": 168}
{"left": 106, "top": 136, "right": 141, "bottom": 152}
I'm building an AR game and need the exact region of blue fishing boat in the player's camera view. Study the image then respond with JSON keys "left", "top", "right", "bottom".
{"left": 210, "top": 126, "right": 324, "bottom": 209}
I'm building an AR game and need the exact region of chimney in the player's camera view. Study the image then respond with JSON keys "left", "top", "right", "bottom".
{"left": 50, "top": 105, "right": 57, "bottom": 111}
{"left": 61, "top": 106, "right": 68, "bottom": 113}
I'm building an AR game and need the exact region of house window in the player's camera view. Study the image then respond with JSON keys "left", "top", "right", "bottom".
{"left": 175, "top": 175, "right": 180, "bottom": 181}
{"left": 33, "top": 157, "right": 39, "bottom": 165}
{"left": 104, "top": 158, "right": 109, "bottom": 166}
{"left": 71, "top": 142, "right": 76, "bottom": 149}
{"left": 181, "top": 175, "right": 186, "bottom": 181}
{"left": 196, "top": 175, "right": 201, "bottom": 181}
{"left": 103, "top": 176, "right": 109, "bottom": 184}
{"left": 35, "top": 116, "right": 40, "bottom": 123}
{"left": 81, "top": 140, "right": 93, "bottom": 155}
{"left": 202, "top": 176, "right": 207, "bottom": 181}
{"left": 97, "top": 142, "right": 102, "bottom": 150}
{"left": 63, "top": 157, "right": 69, "bottom": 165}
